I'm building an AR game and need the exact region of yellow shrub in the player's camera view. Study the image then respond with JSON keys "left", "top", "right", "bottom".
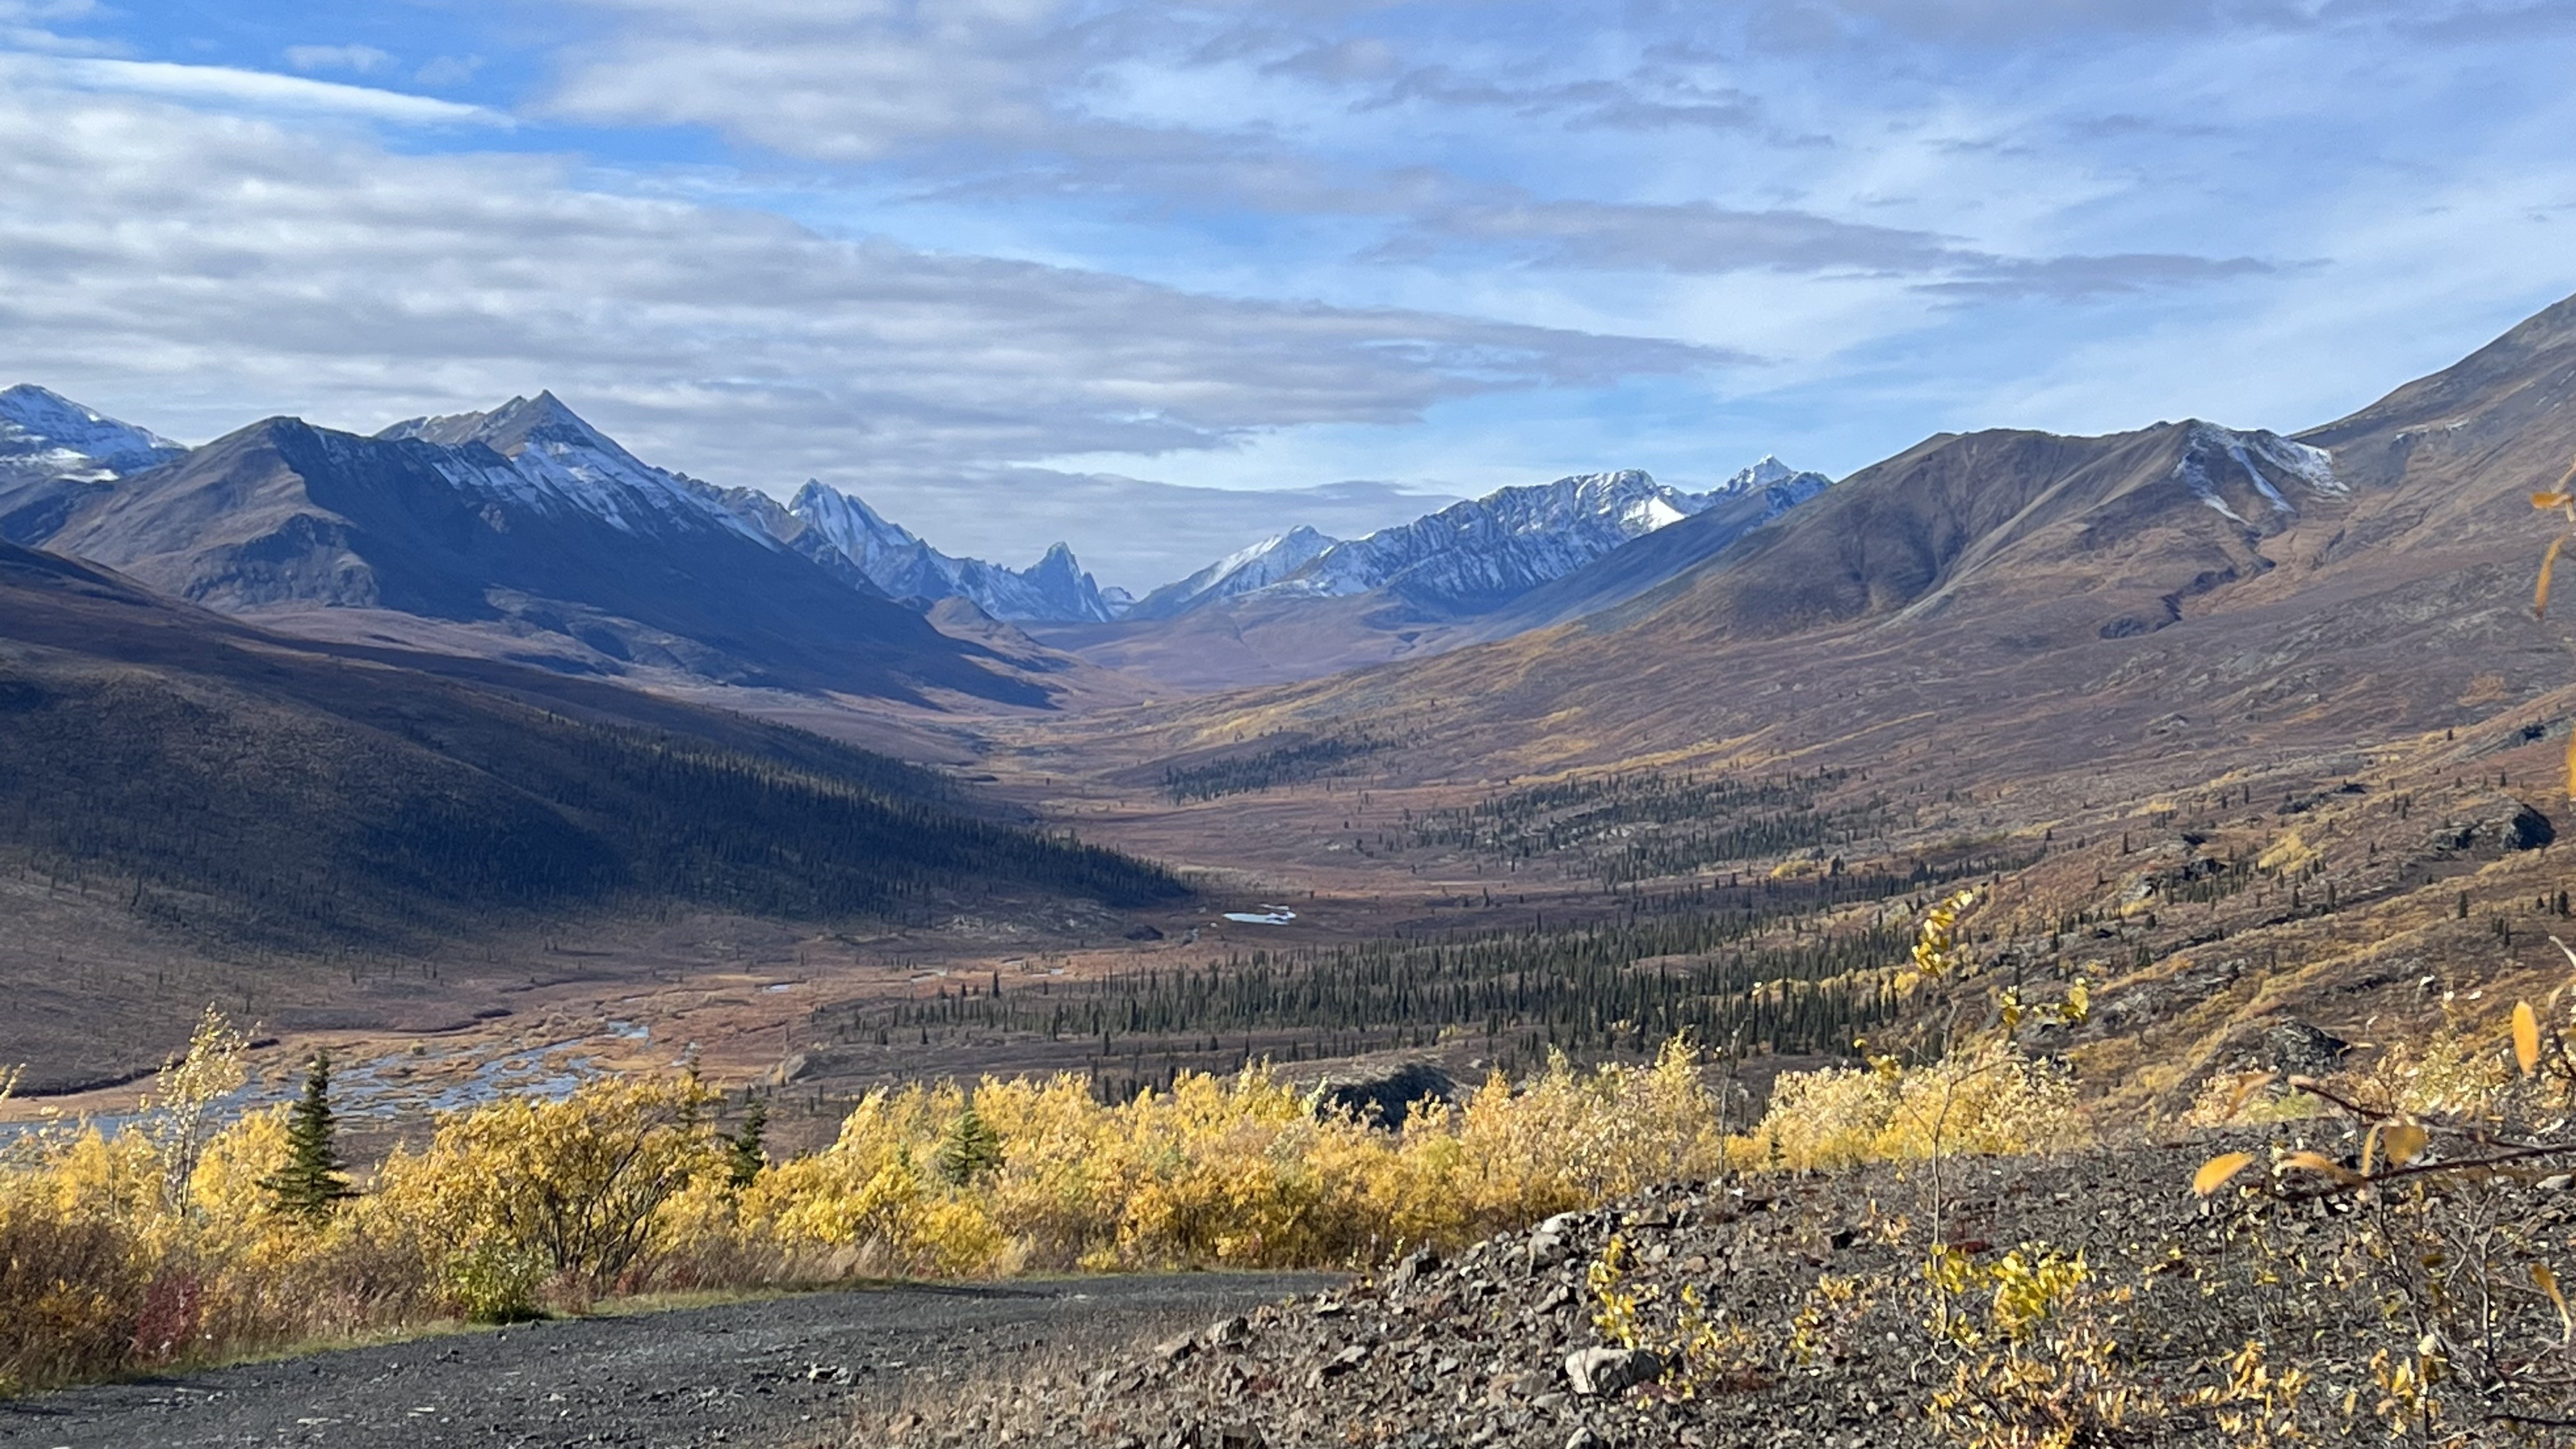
{"left": 0, "top": 1018, "right": 2096, "bottom": 1397}
{"left": 740, "top": 1039, "right": 1736, "bottom": 1276}
{"left": 1736, "top": 1041, "right": 2089, "bottom": 1172}
{"left": 369, "top": 1073, "right": 730, "bottom": 1312}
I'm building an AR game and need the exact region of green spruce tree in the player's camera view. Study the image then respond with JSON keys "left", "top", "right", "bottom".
{"left": 261, "top": 1050, "right": 351, "bottom": 1220}
{"left": 726, "top": 1098, "right": 769, "bottom": 1188}
{"left": 935, "top": 1102, "right": 1004, "bottom": 1186}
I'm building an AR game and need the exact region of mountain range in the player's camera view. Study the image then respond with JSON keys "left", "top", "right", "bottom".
{"left": 1163, "top": 290, "right": 2576, "bottom": 796}
{"left": 1040, "top": 459, "right": 1830, "bottom": 689}
{"left": 0, "top": 379, "right": 1828, "bottom": 707}
{"left": 9, "top": 286, "right": 2576, "bottom": 1110}
{"left": 1, "top": 392, "right": 1062, "bottom": 707}
{"left": 782, "top": 481, "right": 1129, "bottom": 624}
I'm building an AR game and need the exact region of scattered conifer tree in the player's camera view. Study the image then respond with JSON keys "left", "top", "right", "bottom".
{"left": 262, "top": 1051, "right": 351, "bottom": 1219}
{"left": 727, "top": 1099, "right": 769, "bottom": 1188}
{"left": 935, "top": 1103, "right": 1004, "bottom": 1186}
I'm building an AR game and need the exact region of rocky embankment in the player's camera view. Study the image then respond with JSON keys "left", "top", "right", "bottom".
{"left": 874, "top": 1133, "right": 2493, "bottom": 1448}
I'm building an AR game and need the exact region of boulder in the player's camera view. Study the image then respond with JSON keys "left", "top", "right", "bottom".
{"left": 1317, "top": 1061, "right": 1460, "bottom": 1130}
{"left": 1563, "top": 1346, "right": 1662, "bottom": 1397}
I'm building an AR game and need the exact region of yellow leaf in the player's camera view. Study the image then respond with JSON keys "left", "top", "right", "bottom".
{"left": 2280, "top": 1150, "right": 2363, "bottom": 1186}
{"left": 2060, "top": 981, "right": 2091, "bottom": 1026}
{"left": 2538, "top": 1263, "right": 2573, "bottom": 1345}
{"left": 2542, "top": 537, "right": 2568, "bottom": 622}
{"left": 2518, "top": 1001, "right": 2543, "bottom": 1075}
{"left": 2221, "top": 1071, "right": 2278, "bottom": 1123}
{"left": 2360, "top": 1121, "right": 2383, "bottom": 1176}
{"left": 2193, "top": 1151, "right": 2256, "bottom": 1197}
{"left": 2380, "top": 1121, "right": 2428, "bottom": 1170}
{"left": 2536, "top": 493, "right": 2575, "bottom": 511}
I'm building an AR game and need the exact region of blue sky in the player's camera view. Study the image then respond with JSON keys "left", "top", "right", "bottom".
{"left": 4, "top": 0, "right": 2575, "bottom": 589}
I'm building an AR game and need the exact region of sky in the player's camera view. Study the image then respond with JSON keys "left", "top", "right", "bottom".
{"left": 3, "top": 1, "right": 2574, "bottom": 591}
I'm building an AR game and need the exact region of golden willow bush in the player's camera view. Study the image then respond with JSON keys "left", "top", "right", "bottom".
{"left": 0, "top": 893, "right": 2089, "bottom": 1395}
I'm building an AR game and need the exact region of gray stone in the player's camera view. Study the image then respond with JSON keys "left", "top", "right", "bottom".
{"left": 1387, "top": 1246, "right": 1442, "bottom": 1289}
{"left": 1563, "top": 1347, "right": 1662, "bottom": 1397}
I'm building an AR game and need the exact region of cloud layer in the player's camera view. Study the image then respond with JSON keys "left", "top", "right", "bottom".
{"left": 1, "top": 0, "right": 2573, "bottom": 590}
{"left": 0, "top": 59, "right": 1708, "bottom": 585}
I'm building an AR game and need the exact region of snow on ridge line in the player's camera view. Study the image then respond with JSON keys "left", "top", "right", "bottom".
{"left": 0, "top": 383, "right": 183, "bottom": 472}
{"left": 787, "top": 479, "right": 1124, "bottom": 623}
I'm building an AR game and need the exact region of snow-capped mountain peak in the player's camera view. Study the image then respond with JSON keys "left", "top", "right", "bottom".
{"left": 1125, "top": 524, "right": 1340, "bottom": 620}
{"left": 1133, "top": 459, "right": 1829, "bottom": 621}
{"left": 1716, "top": 455, "right": 1800, "bottom": 494}
{"left": 784, "top": 482, "right": 1124, "bottom": 624}
{"left": 1713, "top": 456, "right": 1830, "bottom": 516}
{"left": 1269, "top": 469, "right": 1713, "bottom": 610}
{"left": 0, "top": 384, "right": 183, "bottom": 478}
{"left": 788, "top": 479, "right": 924, "bottom": 576}
{"left": 378, "top": 394, "right": 770, "bottom": 544}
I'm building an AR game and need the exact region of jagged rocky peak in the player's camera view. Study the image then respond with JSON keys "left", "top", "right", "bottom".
{"left": 379, "top": 390, "right": 597, "bottom": 451}
{"left": 1267, "top": 468, "right": 1721, "bottom": 611}
{"left": 373, "top": 392, "right": 770, "bottom": 543}
{"left": 1719, "top": 455, "right": 1799, "bottom": 492}
{"left": 785, "top": 480, "right": 1125, "bottom": 624}
{"left": 0, "top": 384, "right": 183, "bottom": 476}
{"left": 1130, "top": 459, "right": 1832, "bottom": 623}
{"left": 787, "top": 479, "right": 923, "bottom": 575}
{"left": 1714, "top": 454, "right": 1825, "bottom": 496}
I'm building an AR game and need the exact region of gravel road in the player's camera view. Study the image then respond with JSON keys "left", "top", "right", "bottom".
{"left": 0, "top": 1274, "right": 1337, "bottom": 1449}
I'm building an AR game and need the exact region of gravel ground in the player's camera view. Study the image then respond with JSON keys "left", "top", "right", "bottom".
{"left": 0, "top": 1274, "right": 1338, "bottom": 1449}
{"left": 872, "top": 1133, "right": 2512, "bottom": 1448}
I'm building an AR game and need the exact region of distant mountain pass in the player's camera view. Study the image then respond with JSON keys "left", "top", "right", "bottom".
{"left": 1032, "top": 460, "right": 1828, "bottom": 691}
{"left": 785, "top": 481, "right": 1127, "bottom": 624}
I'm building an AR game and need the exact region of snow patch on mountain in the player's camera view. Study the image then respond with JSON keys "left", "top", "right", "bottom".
{"left": 2173, "top": 422, "right": 2344, "bottom": 526}
{"left": 379, "top": 393, "right": 773, "bottom": 546}
{"left": 1126, "top": 525, "right": 1340, "bottom": 620}
{"left": 787, "top": 481, "right": 1124, "bottom": 624}
{"left": 0, "top": 385, "right": 183, "bottom": 479}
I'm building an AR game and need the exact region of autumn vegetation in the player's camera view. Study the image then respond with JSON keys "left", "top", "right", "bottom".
{"left": 0, "top": 947, "right": 2092, "bottom": 1399}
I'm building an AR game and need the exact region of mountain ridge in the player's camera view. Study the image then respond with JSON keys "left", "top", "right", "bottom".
{"left": 15, "top": 404, "right": 1053, "bottom": 706}
{"left": 1100, "top": 290, "right": 2576, "bottom": 790}
{"left": 1032, "top": 461, "right": 1830, "bottom": 691}
{"left": 785, "top": 480, "right": 1125, "bottom": 624}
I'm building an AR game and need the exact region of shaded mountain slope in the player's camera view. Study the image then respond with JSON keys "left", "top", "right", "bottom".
{"left": 29, "top": 408, "right": 1048, "bottom": 705}
{"left": 0, "top": 540, "right": 1181, "bottom": 954}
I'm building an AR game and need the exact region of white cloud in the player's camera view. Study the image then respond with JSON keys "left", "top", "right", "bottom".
{"left": 0, "top": 67, "right": 1721, "bottom": 587}
{"left": 850, "top": 471, "right": 1465, "bottom": 588}
{"left": 50, "top": 57, "right": 502, "bottom": 125}
{"left": 10, "top": 0, "right": 2576, "bottom": 586}
{"left": 283, "top": 43, "right": 392, "bottom": 74}
{"left": 413, "top": 54, "right": 484, "bottom": 88}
